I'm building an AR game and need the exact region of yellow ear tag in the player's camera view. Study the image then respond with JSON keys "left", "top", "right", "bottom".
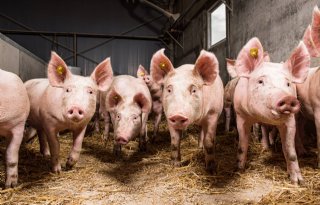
{"left": 250, "top": 48, "right": 259, "bottom": 59}
{"left": 138, "top": 71, "right": 145, "bottom": 77}
{"left": 56, "top": 65, "right": 65, "bottom": 75}
{"left": 159, "top": 62, "right": 166, "bottom": 70}
{"left": 113, "top": 96, "right": 118, "bottom": 100}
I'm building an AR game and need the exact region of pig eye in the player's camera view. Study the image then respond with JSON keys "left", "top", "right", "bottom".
{"left": 258, "top": 80, "right": 264, "bottom": 85}
{"left": 132, "top": 115, "right": 138, "bottom": 121}
{"left": 287, "top": 82, "right": 290, "bottom": 87}
{"left": 88, "top": 88, "right": 94, "bottom": 94}
{"left": 116, "top": 114, "right": 121, "bottom": 120}
{"left": 66, "top": 88, "right": 72, "bottom": 93}
{"left": 190, "top": 85, "right": 197, "bottom": 94}
{"left": 167, "top": 85, "right": 173, "bottom": 93}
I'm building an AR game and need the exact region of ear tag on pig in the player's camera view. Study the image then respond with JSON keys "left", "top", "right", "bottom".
{"left": 250, "top": 48, "right": 259, "bottom": 59}
{"left": 138, "top": 71, "right": 145, "bottom": 77}
{"left": 56, "top": 65, "right": 65, "bottom": 75}
{"left": 159, "top": 62, "right": 166, "bottom": 71}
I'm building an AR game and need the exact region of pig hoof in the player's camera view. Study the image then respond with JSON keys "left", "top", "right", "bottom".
{"left": 5, "top": 179, "right": 17, "bottom": 189}
{"left": 66, "top": 158, "right": 77, "bottom": 170}
{"left": 206, "top": 161, "right": 217, "bottom": 174}
{"left": 51, "top": 166, "right": 61, "bottom": 174}
{"left": 171, "top": 160, "right": 182, "bottom": 167}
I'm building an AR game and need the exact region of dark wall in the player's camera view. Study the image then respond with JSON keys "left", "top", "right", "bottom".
{"left": 172, "top": 0, "right": 229, "bottom": 84}
{"left": 0, "top": 0, "right": 168, "bottom": 76}
{"left": 229, "top": 0, "right": 320, "bottom": 65}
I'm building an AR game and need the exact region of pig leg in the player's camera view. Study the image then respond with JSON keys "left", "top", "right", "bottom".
{"left": 314, "top": 110, "right": 320, "bottom": 168}
{"left": 45, "top": 128, "right": 61, "bottom": 173}
{"left": 203, "top": 113, "right": 219, "bottom": 174}
{"left": 295, "top": 115, "right": 307, "bottom": 157}
{"left": 269, "top": 126, "right": 277, "bottom": 146}
{"left": 151, "top": 111, "right": 162, "bottom": 142}
{"left": 5, "top": 123, "right": 24, "bottom": 188}
{"left": 236, "top": 116, "right": 252, "bottom": 170}
{"left": 198, "top": 129, "right": 204, "bottom": 149}
{"left": 66, "top": 126, "right": 86, "bottom": 169}
{"left": 168, "top": 123, "right": 182, "bottom": 166}
{"left": 224, "top": 107, "right": 231, "bottom": 133}
{"left": 23, "top": 126, "right": 37, "bottom": 143}
{"left": 103, "top": 112, "right": 111, "bottom": 141}
{"left": 252, "top": 123, "right": 260, "bottom": 141}
{"left": 277, "top": 117, "right": 303, "bottom": 185}
{"left": 139, "top": 112, "right": 148, "bottom": 152}
{"left": 261, "top": 125, "right": 270, "bottom": 150}
{"left": 38, "top": 129, "right": 50, "bottom": 157}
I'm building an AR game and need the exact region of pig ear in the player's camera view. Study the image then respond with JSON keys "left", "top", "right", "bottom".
{"left": 311, "top": 5, "right": 320, "bottom": 49}
{"left": 91, "top": 57, "right": 113, "bottom": 92}
{"left": 263, "top": 52, "right": 271, "bottom": 62}
{"left": 133, "top": 93, "right": 151, "bottom": 113}
{"left": 303, "top": 25, "right": 320, "bottom": 57}
{"left": 235, "top": 37, "right": 264, "bottom": 77}
{"left": 284, "top": 41, "right": 310, "bottom": 83}
{"left": 107, "top": 89, "right": 122, "bottom": 109}
{"left": 193, "top": 50, "right": 219, "bottom": 85}
{"left": 47, "top": 51, "right": 72, "bottom": 87}
{"left": 226, "top": 58, "right": 237, "bottom": 78}
{"left": 137, "top": 65, "right": 148, "bottom": 79}
{"left": 150, "top": 48, "right": 174, "bottom": 84}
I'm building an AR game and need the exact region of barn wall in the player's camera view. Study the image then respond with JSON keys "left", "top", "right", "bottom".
{"left": 0, "top": 33, "right": 46, "bottom": 81}
{"left": 0, "top": 0, "right": 168, "bottom": 76}
{"left": 229, "top": 0, "right": 320, "bottom": 66}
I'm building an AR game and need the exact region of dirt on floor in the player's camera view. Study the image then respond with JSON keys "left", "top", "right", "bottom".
{"left": 0, "top": 120, "right": 320, "bottom": 205}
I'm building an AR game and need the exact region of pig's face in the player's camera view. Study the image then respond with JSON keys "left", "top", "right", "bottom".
{"left": 247, "top": 63, "right": 299, "bottom": 123}
{"left": 61, "top": 76, "right": 98, "bottom": 124}
{"left": 235, "top": 38, "right": 310, "bottom": 124}
{"left": 112, "top": 105, "right": 142, "bottom": 144}
{"left": 137, "top": 65, "right": 153, "bottom": 88}
{"left": 107, "top": 89, "right": 150, "bottom": 144}
{"left": 47, "top": 52, "right": 113, "bottom": 125}
{"left": 162, "top": 67, "right": 203, "bottom": 129}
{"left": 150, "top": 49, "right": 219, "bottom": 130}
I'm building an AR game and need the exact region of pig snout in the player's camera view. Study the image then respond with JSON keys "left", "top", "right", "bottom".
{"left": 67, "top": 106, "right": 85, "bottom": 122}
{"left": 115, "top": 136, "right": 129, "bottom": 145}
{"left": 275, "top": 96, "right": 300, "bottom": 114}
{"left": 168, "top": 114, "right": 189, "bottom": 129}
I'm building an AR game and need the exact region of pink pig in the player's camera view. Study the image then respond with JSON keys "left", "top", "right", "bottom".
{"left": 24, "top": 52, "right": 113, "bottom": 173}
{"left": 0, "top": 69, "right": 30, "bottom": 188}
{"left": 100, "top": 75, "right": 152, "bottom": 155}
{"left": 298, "top": 5, "right": 320, "bottom": 167}
{"left": 233, "top": 37, "right": 310, "bottom": 184}
{"left": 137, "top": 65, "right": 163, "bottom": 142}
{"left": 150, "top": 49, "right": 224, "bottom": 173}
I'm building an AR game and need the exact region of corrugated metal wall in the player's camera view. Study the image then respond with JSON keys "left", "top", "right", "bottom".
{"left": 0, "top": 0, "right": 168, "bottom": 76}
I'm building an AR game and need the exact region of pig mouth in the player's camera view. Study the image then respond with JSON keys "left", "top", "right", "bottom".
{"left": 270, "top": 109, "right": 291, "bottom": 119}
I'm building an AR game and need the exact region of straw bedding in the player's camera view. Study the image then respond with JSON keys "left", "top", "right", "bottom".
{"left": 0, "top": 119, "right": 320, "bottom": 204}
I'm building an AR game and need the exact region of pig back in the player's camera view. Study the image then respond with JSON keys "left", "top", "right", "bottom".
{"left": 0, "top": 69, "right": 30, "bottom": 131}
{"left": 224, "top": 77, "right": 240, "bottom": 107}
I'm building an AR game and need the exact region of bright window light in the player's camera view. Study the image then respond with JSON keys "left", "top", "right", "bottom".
{"left": 209, "top": 4, "right": 226, "bottom": 47}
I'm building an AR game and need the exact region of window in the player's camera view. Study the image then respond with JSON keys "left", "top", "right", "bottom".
{"left": 208, "top": 3, "right": 226, "bottom": 47}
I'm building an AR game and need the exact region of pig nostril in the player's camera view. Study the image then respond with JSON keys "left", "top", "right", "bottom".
{"left": 171, "top": 119, "right": 176, "bottom": 123}
{"left": 278, "top": 101, "right": 285, "bottom": 107}
{"left": 79, "top": 110, "right": 83, "bottom": 115}
{"left": 181, "top": 119, "right": 187, "bottom": 123}
{"left": 68, "top": 110, "right": 73, "bottom": 115}
{"left": 291, "top": 102, "right": 296, "bottom": 107}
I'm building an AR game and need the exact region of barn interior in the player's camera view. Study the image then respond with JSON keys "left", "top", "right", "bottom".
{"left": 1, "top": 0, "right": 320, "bottom": 204}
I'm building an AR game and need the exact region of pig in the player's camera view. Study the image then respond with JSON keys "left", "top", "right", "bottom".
{"left": 224, "top": 59, "right": 239, "bottom": 133}
{"left": 298, "top": 5, "right": 320, "bottom": 167}
{"left": 137, "top": 65, "right": 163, "bottom": 142}
{"left": 24, "top": 52, "right": 113, "bottom": 173}
{"left": 233, "top": 37, "right": 310, "bottom": 184}
{"left": 100, "top": 75, "right": 152, "bottom": 155}
{"left": 0, "top": 69, "right": 30, "bottom": 188}
{"left": 150, "top": 48, "right": 224, "bottom": 173}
